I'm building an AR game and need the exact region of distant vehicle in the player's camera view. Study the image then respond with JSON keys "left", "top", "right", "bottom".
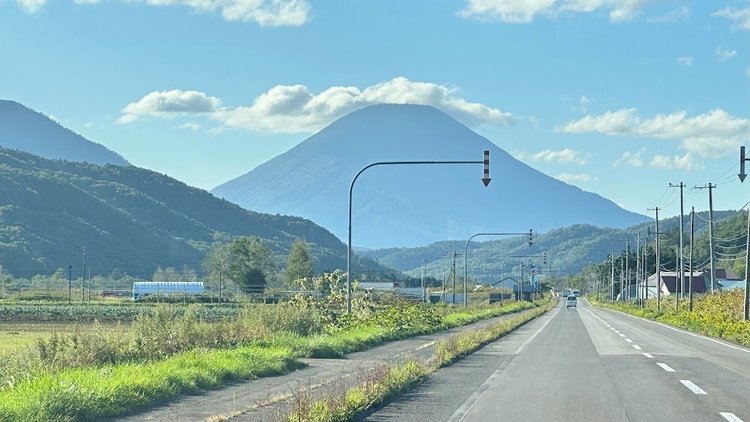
{"left": 566, "top": 295, "right": 577, "bottom": 308}
{"left": 563, "top": 288, "right": 573, "bottom": 297}
{"left": 132, "top": 281, "right": 204, "bottom": 300}
{"left": 572, "top": 289, "right": 580, "bottom": 297}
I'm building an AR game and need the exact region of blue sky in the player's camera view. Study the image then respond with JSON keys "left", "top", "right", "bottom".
{"left": 1, "top": 0, "right": 749, "bottom": 220}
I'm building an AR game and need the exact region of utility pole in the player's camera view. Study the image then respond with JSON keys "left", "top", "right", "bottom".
{"left": 695, "top": 183, "right": 716, "bottom": 293}
{"left": 643, "top": 235, "right": 648, "bottom": 307}
{"left": 689, "top": 207, "right": 695, "bottom": 312}
{"left": 450, "top": 251, "right": 458, "bottom": 305}
{"left": 625, "top": 239, "right": 630, "bottom": 302}
{"left": 68, "top": 264, "right": 72, "bottom": 304}
{"left": 745, "top": 205, "right": 750, "bottom": 320}
{"left": 648, "top": 207, "right": 661, "bottom": 311}
{"left": 519, "top": 262, "right": 525, "bottom": 301}
{"left": 669, "top": 182, "right": 685, "bottom": 300}
{"left": 81, "top": 246, "right": 86, "bottom": 303}
{"left": 620, "top": 250, "right": 625, "bottom": 302}
{"left": 636, "top": 233, "right": 641, "bottom": 306}
{"left": 610, "top": 251, "right": 615, "bottom": 304}
{"left": 421, "top": 258, "right": 426, "bottom": 303}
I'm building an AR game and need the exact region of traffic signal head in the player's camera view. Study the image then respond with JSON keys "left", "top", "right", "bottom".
{"left": 528, "top": 229, "right": 533, "bottom": 246}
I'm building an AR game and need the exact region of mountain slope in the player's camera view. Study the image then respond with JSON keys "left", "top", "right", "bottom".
{"left": 0, "top": 100, "right": 129, "bottom": 166}
{"left": 0, "top": 147, "right": 386, "bottom": 278}
{"left": 212, "top": 104, "right": 648, "bottom": 248}
{"left": 361, "top": 210, "right": 740, "bottom": 283}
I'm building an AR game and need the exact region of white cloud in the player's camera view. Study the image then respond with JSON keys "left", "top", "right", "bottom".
{"left": 119, "top": 77, "right": 516, "bottom": 133}
{"left": 677, "top": 56, "right": 693, "bottom": 67}
{"left": 713, "top": 5, "right": 750, "bottom": 31}
{"left": 84, "top": 122, "right": 94, "bottom": 128}
{"left": 577, "top": 95, "right": 592, "bottom": 113}
{"left": 139, "top": 0, "right": 310, "bottom": 26}
{"left": 649, "top": 153, "right": 703, "bottom": 171}
{"left": 74, "top": 0, "right": 100, "bottom": 4}
{"left": 556, "top": 173, "right": 597, "bottom": 183}
{"left": 715, "top": 46, "right": 737, "bottom": 62}
{"left": 460, "top": 0, "right": 652, "bottom": 23}
{"left": 519, "top": 148, "right": 588, "bottom": 165}
{"left": 614, "top": 148, "right": 644, "bottom": 167}
{"left": 16, "top": 0, "right": 45, "bottom": 13}
{"left": 561, "top": 108, "right": 750, "bottom": 158}
{"left": 118, "top": 90, "right": 222, "bottom": 124}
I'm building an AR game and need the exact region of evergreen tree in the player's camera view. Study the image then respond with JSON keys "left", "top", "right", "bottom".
{"left": 227, "top": 236, "right": 275, "bottom": 294}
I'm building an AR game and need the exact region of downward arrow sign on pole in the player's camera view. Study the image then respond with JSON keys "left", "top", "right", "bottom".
{"left": 482, "top": 150, "right": 491, "bottom": 187}
{"left": 740, "top": 146, "right": 748, "bottom": 183}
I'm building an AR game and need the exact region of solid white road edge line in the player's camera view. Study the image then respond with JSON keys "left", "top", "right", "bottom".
{"left": 680, "top": 380, "right": 707, "bottom": 395}
{"left": 720, "top": 412, "right": 744, "bottom": 422}
{"left": 656, "top": 363, "right": 675, "bottom": 372}
{"left": 600, "top": 306, "right": 750, "bottom": 354}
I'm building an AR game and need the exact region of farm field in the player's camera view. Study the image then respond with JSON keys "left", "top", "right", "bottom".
{"left": 0, "top": 321, "right": 127, "bottom": 356}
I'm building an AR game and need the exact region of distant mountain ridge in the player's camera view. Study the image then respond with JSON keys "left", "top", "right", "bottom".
{"left": 0, "top": 147, "right": 388, "bottom": 278}
{"left": 361, "top": 209, "right": 740, "bottom": 283}
{"left": 0, "top": 100, "right": 129, "bottom": 166}
{"left": 212, "top": 104, "right": 648, "bottom": 248}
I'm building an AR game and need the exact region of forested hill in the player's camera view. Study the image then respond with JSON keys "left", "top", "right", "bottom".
{"left": 361, "top": 209, "right": 740, "bottom": 283}
{"left": 0, "top": 147, "right": 386, "bottom": 278}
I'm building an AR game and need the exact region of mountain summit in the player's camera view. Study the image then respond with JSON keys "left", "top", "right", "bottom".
{"left": 212, "top": 104, "right": 647, "bottom": 248}
{"left": 0, "top": 100, "right": 129, "bottom": 166}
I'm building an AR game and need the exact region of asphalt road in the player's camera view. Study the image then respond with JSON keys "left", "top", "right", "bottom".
{"left": 366, "top": 298, "right": 750, "bottom": 422}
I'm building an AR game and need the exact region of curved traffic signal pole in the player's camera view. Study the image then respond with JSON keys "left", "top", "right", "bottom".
{"left": 347, "top": 152, "right": 490, "bottom": 313}
{"left": 464, "top": 230, "right": 533, "bottom": 307}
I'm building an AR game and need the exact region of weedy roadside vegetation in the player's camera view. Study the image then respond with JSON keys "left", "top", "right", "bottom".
{"left": 0, "top": 272, "right": 545, "bottom": 421}
{"left": 592, "top": 290, "right": 750, "bottom": 347}
{"left": 283, "top": 297, "right": 555, "bottom": 422}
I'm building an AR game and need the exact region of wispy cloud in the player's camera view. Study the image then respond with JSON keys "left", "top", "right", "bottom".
{"left": 715, "top": 46, "right": 737, "bottom": 62}
{"left": 614, "top": 148, "right": 645, "bottom": 167}
{"left": 556, "top": 173, "right": 597, "bottom": 183}
{"left": 136, "top": 0, "right": 311, "bottom": 26}
{"left": 118, "top": 77, "right": 516, "bottom": 133}
{"left": 177, "top": 122, "right": 201, "bottom": 131}
{"left": 15, "top": 0, "right": 45, "bottom": 13}
{"left": 518, "top": 148, "right": 588, "bottom": 165}
{"left": 677, "top": 56, "right": 693, "bottom": 67}
{"left": 713, "top": 5, "right": 750, "bottom": 31}
{"left": 460, "top": 0, "right": 654, "bottom": 24}
{"left": 649, "top": 153, "right": 703, "bottom": 171}
{"left": 561, "top": 108, "right": 750, "bottom": 158}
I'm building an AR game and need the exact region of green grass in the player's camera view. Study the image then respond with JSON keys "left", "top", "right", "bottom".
{"left": 0, "top": 345, "right": 299, "bottom": 422}
{"left": 0, "top": 322, "right": 127, "bottom": 356}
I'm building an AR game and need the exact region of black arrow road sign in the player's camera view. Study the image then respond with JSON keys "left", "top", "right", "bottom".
{"left": 482, "top": 150, "right": 491, "bottom": 187}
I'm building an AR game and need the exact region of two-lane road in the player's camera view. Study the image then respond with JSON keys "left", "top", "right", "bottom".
{"left": 367, "top": 299, "right": 750, "bottom": 422}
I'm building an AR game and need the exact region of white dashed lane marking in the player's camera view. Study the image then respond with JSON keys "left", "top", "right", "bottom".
{"left": 642, "top": 352, "right": 654, "bottom": 358}
{"left": 632, "top": 345, "right": 642, "bottom": 350}
{"left": 720, "top": 412, "right": 744, "bottom": 422}
{"left": 657, "top": 363, "right": 675, "bottom": 372}
{"left": 680, "top": 380, "right": 707, "bottom": 395}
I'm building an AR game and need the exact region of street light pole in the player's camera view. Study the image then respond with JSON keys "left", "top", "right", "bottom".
{"left": 347, "top": 153, "right": 490, "bottom": 313}
{"left": 465, "top": 231, "right": 533, "bottom": 307}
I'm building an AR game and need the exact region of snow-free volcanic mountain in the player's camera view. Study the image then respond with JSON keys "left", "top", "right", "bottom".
{"left": 0, "top": 100, "right": 128, "bottom": 166}
{"left": 212, "top": 104, "right": 648, "bottom": 248}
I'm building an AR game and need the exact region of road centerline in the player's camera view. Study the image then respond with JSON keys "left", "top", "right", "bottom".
{"left": 680, "top": 380, "right": 707, "bottom": 395}
{"left": 720, "top": 412, "right": 744, "bottom": 422}
{"left": 657, "top": 363, "right": 675, "bottom": 372}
